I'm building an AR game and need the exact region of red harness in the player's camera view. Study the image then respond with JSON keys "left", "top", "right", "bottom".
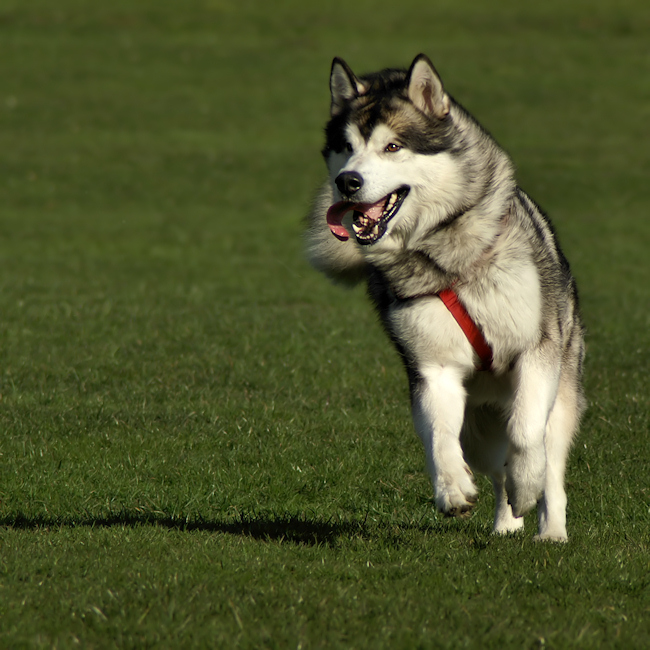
{"left": 438, "top": 288, "right": 494, "bottom": 372}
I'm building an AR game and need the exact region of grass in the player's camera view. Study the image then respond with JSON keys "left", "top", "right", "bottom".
{"left": 0, "top": 0, "right": 649, "bottom": 647}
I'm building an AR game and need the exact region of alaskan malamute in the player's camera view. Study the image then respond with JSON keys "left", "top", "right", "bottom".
{"left": 305, "top": 55, "right": 585, "bottom": 541}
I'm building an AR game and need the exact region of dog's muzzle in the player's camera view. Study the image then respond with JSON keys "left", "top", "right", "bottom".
{"left": 326, "top": 186, "right": 410, "bottom": 245}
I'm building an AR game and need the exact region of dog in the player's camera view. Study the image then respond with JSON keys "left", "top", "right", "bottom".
{"left": 305, "top": 55, "right": 586, "bottom": 541}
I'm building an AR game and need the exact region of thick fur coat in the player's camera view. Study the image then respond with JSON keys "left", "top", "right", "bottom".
{"left": 305, "top": 55, "right": 585, "bottom": 541}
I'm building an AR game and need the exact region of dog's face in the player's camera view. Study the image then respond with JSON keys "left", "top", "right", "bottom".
{"left": 322, "top": 55, "right": 464, "bottom": 247}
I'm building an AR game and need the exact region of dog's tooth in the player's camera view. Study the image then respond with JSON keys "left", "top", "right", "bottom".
{"left": 383, "top": 193, "right": 397, "bottom": 217}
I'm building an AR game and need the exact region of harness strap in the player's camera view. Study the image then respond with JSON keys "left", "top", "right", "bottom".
{"left": 438, "top": 288, "right": 494, "bottom": 372}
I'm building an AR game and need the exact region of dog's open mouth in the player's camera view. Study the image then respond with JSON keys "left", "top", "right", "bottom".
{"left": 326, "top": 187, "right": 409, "bottom": 245}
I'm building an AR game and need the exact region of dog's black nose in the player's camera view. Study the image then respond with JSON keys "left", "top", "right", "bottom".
{"left": 336, "top": 171, "right": 364, "bottom": 197}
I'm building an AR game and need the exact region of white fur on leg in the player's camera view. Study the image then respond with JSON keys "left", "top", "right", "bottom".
{"left": 413, "top": 365, "right": 478, "bottom": 516}
{"left": 533, "top": 385, "right": 578, "bottom": 542}
{"left": 506, "top": 350, "right": 560, "bottom": 517}
{"left": 492, "top": 475, "right": 524, "bottom": 535}
{"left": 534, "top": 495, "right": 567, "bottom": 543}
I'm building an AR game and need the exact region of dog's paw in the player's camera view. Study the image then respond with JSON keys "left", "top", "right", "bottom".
{"left": 435, "top": 468, "right": 478, "bottom": 517}
{"left": 534, "top": 516, "right": 568, "bottom": 542}
{"left": 492, "top": 510, "right": 524, "bottom": 535}
{"left": 442, "top": 500, "right": 476, "bottom": 518}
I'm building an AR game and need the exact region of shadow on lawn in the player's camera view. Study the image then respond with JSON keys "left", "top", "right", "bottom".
{"left": 1, "top": 511, "right": 378, "bottom": 546}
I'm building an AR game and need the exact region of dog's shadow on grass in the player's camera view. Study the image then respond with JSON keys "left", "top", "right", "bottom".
{"left": 1, "top": 512, "right": 380, "bottom": 546}
{"left": 3, "top": 508, "right": 495, "bottom": 547}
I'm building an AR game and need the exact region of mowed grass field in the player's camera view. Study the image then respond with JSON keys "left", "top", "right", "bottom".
{"left": 1, "top": 0, "right": 649, "bottom": 647}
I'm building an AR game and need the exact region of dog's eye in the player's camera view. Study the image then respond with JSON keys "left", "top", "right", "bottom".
{"left": 345, "top": 143, "right": 353, "bottom": 153}
{"left": 385, "top": 143, "right": 401, "bottom": 153}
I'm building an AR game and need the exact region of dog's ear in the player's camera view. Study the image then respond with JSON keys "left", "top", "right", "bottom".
{"left": 330, "top": 58, "right": 367, "bottom": 116}
{"left": 407, "top": 54, "right": 450, "bottom": 119}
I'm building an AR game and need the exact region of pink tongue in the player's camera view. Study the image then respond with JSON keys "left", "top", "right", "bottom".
{"left": 326, "top": 202, "right": 353, "bottom": 241}
{"left": 326, "top": 199, "right": 386, "bottom": 241}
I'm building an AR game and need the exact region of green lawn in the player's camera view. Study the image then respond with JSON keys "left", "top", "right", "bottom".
{"left": 1, "top": 0, "right": 649, "bottom": 647}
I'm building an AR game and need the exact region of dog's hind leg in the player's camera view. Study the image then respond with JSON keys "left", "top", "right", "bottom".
{"left": 534, "top": 369, "right": 584, "bottom": 542}
{"left": 461, "top": 407, "right": 524, "bottom": 534}
{"left": 505, "top": 345, "right": 561, "bottom": 519}
{"left": 412, "top": 365, "right": 478, "bottom": 517}
{"left": 492, "top": 474, "right": 525, "bottom": 534}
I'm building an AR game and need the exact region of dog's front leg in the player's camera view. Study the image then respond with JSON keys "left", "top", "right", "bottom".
{"left": 411, "top": 365, "right": 477, "bottom": 516}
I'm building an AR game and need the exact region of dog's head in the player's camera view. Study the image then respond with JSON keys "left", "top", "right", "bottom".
{"left": 322, "top": 55, "right": 462, "bottom": 246}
